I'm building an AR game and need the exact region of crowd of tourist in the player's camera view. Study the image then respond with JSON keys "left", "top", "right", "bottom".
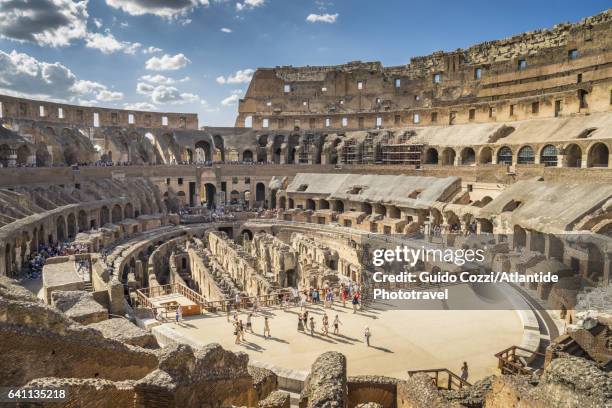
{"left": 23, "top": 241, "right": 88, "bottom": 280}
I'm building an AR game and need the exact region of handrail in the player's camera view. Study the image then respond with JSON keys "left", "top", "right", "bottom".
{"left": 494, "top": 345, "right": 544, "bottom": 376}
{"left": 407, "top": 368, "right": 471, "bottom": 390}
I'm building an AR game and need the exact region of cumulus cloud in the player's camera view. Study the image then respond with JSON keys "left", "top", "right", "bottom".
{"left": 220, "top": 27, "right": 232, "bottom": 33}
{"left": 136, "top": 82, "right": 199, "bottom": 105}
{"left": 145, "top": 53, "right": 191, "bottom": 71}
{"left": 306, "top": 13, "right": 338, "bottom": 23}
{"left": 236, "top": 0, "right": 264, "bottom": 12}
{"left": 136, "top": 82, "right": 155, "bottom": 95}
{"left": 106, "top": 0, "right": 209, "bottom": 18}
{"left": 151, "top": 85, "right": 199, "bottom": 104}
{"left": 216, "top": 68, "right": 254, "bottom": 85}
{"left": 85, "top": 31, "right": 141, "bottom": 54}
{"left": 97, "top": 89, "right": 124, "bottom": 101}
{"left": 0, "top": 49, "right": 122, "bottom": 102}
{"left": 93, "top": 18, "right": 103, "bottom": 28}
{"left": 221, "top": 90, "right": 243, "bottom": 106}
{"left": 0, "top": 0, "right": 89, "bottom": 47}
{"left": 140, "top": 74, "right": 190, "bottom": 85}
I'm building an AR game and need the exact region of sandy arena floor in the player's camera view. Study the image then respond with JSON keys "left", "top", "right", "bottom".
{"left": 162, "top": 285, "right": 525, "bottom": 380}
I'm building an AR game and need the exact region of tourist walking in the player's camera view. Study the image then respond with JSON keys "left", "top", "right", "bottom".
{"left": 364, "top": 326, "right": 371, "bottom": 346}
{"left": 322, "top": 314, "right": 329, "bottom": 336}
{"left": 178, "top": 305, "right": 183, "bottom": 322}
{"left": 352, "top": 292, "right": 360, "bottom": 314}
{"left": 239, "top": 319, "right": 245, "bottom": 341}
{"left": 333, "top": 315, "right": 341, "bottom": 335}
{"left": 247, "top": 313, "right": 253, "bottom": 333}
{"left": 234, "top": 322, "right": 241, "bottom": 345}
{"left": 460, "top": 362, "right": 469, "bottom": 382}
{"left": 263, "top": 316, "right": 271, "bottom": 338}
{"left": 309, "top": 317, "right": 316, "bottom": 336}
{"left": 298, "top": 313, "right": 305, "bottom": 332}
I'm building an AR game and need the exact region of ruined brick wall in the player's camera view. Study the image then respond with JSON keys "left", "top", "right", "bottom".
{"left": 237, "top": 10, "right": 612, "bottom": 130}
{"left": 299, "top": 351, "right": 348, "bottom": 408}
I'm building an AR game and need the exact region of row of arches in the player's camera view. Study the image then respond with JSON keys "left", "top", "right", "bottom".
{"left": 424, "top": 142, "right": 609, "bottom": 168}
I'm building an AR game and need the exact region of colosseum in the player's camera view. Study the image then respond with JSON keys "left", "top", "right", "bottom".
{"left": 0, "top": 7, "right": 610, "bottom": 408}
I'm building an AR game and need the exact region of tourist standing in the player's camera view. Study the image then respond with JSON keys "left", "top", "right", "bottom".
{"left": 333, "top": 315, "right": 341, "bottom": 335}
{"left": 298, "top": 313, "right": 305, "bottom": 332}
{"left": 309, "top": 317, "right": 316, "bottom": 336}
{"left": 460, "top": 362, "right": 469, "bottom": 382}
{"left": 178, "top": 305, "right": 183, "bottom": 322}
{"left": 352, "top": 292, "right": 360, "bottom": 314}
{"left": 263, "top": 316, "right": 271, "bottom": 338}
{"left": 364, "top": 327, "right": 371, "bottom": 346}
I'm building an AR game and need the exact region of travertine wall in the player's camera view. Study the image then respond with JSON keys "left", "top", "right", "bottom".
{"left": 237, "top": 10, "right": 612, "bottom": 130}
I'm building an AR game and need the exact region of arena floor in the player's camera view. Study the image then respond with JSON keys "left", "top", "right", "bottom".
{"left": 161, "top": 284, "right": 525, "bottom": 380}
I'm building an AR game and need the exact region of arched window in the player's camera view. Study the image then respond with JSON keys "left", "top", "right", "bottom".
{"left": 517, "top": 146, "right": 534, "bottom": 164}
{"left": 497, "top": 146, "right": 513, "bottom": 165}
{"left": 540, "top": 145, "right": 558, "bottom": 167}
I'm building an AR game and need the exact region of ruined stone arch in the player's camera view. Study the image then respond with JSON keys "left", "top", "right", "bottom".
{"left": 513, "top": 225, "right": 526, "bottom": 249}
{"left": 78, "top": 210, "right": 88, "bottom": 232}
{"left": 441, "top": 147, "right": 456, "bottom": 166}
{"left": 279, "top": 196, "right": 287, "bottom": 209}
{"left": 460, "top": 147, "right": 476, "bottom": 165}
{"left": 255, "top": 183, "right": 266, "bottom": 204}
{"left": 305, "top": 199, "right": 316, "bottom": 211}
{"left": 563, "top": 143, "right": 582, "bottom": 168}
{"left": 124, "top": 202, "right": 134, "bottom": 219}
{"left": 229, "top": 190, "right": 240, "bottom": 204}
{"left": 111, "top": 204, "right": 122, "bottom": 223}
{"left": 288, "top": 198, "right": 294, "bottom": 209}
{"left": 67, "top": 213, "right": 77, "bottom": 238}
{"left": 319, "top": 199, "right": 330, "bottom": 210}
{"left": 56, "top": 215, "right": 66, "bottom": 242}
{"left": 242, "top": 149, "right": 254, "bottom": 162}
{"left": 586, "top": 142, "right": 609, "bottom": 168}
{"left": 424, "top": 147, "right": 439, "bottom": 164}
{"left": 478, "top": 146, "right": 493, "bottom": 164}
{"left": 195, "top": 140, "right": 212, "bottom": 163}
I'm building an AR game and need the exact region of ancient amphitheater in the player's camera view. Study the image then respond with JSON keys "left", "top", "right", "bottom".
{"left": 0, "top": 9, "right": 611, "bottom": 408}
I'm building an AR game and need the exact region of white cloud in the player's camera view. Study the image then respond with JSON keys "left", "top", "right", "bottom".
{"left": 216, "top": 68, "right": 254, "bottom": 85}
{"left": 221, "top": 94, "right": 240, "bottom": 106}
{"left": 143, "top": 46, "right": 163, "bottom": 54}
{"left": 306, "top": 13, "right": 338, "bottom": 23}
{"left": 0, "top": 49, "right": 121, "bottom": 103}
{"left": 93, "top": 18, "right": 103, "bottom": 28}
{"left": 123, "top": 102, "right": 157, "bottom": 111}
{"left": 221, "top": 90, "right": 243, "bottom": 106}
{"left": 0, "top": 0, "right": 88, "bottom": 47}
{"left": 97, "top": 89, "right": 124, "bottom": 101}
{"left": 106, "top": 0, "right": 210, "bottom": 18}
{"left": 137, "top": 81, "right": 200, "bottom": 105}
{"left": 151, "top": 85, "right": 199, "bottom": 104}
{"left": 140, "top": 74, "right": 190, "bottom": 85}
{"left": 145, "top": 53, "right": 191, "bottom": 71}
{"left": 136, "top": 82, "right": 155, "bottom": 95}
{"left": 85, "top": 31, "right": 142, "bottom": 54}
{"left": 236, "top": 0, "right": 264, "bottom": 12}
{"left": 220, "top": 27, "right": 232, "bottom": 33}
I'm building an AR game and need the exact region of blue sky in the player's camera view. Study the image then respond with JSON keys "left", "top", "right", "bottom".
{"left": 0, "top": 0, "right": 609, "bottom": 126}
